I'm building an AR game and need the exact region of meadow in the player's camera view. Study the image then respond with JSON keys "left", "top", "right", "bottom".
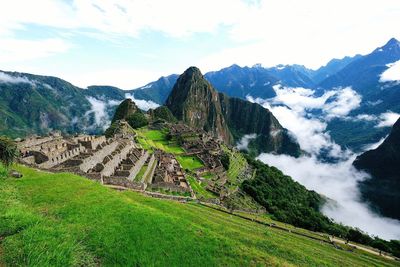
{"left": 0, "top": 165, "right": 398, "bottom": 266}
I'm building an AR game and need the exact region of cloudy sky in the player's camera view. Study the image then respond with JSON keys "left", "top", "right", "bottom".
{"left": 1, "top": 0, "right": 399, "bottom": 89}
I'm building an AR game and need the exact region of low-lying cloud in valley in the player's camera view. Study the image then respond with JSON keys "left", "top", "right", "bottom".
{"left": 249, "top": 84, "right": 400, "bottom": 239}
{"left": 85, "top": 97, "right": 120, "bottom": 130}
{"left": 125, "top": 93, "right": 160, "bottom": 111}
{"left": 257, "top": 153, "right": 400, "bottom": 240}
{"left": 380, "top": 60, "right": 400, "bottom": 82}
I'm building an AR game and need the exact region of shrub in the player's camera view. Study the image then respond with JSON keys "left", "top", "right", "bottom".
{"left": 0, "top": 136, "right": 19, "bottom": 168}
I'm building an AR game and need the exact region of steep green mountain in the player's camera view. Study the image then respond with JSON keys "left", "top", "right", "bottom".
{"left": 353, "top": 118, "right": 400, "bottom": 220}
{"left": 166, "top": 67, "right": 301, "bottom": 157}
{"left": 166, "top": 67, "right": 232, "bottom": 143}
{"left": 111, "top": 98, "right": 140, "bottom": 122}
{"left": 147, "top": 106, "right": 177, "bottom": 123}
{"left": 0, "top": 71, "right": 95, "bottom": 137}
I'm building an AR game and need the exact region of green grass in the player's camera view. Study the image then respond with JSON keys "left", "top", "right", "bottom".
{"left": 176, "top": 155, "right": 204, "bottom": 171}
{"left": 0, "top": 166, "right": 398, "bottom": 266}
{"left": 135, "top": 164, "right": 148, "bottom": 182}
{"left": 201, "top": 172, "right": 215, "bottom": 180}
{"left": 187, "top": 175, "right": 216, "bottom": 199}
{"left": 136, "top": 128, "right": 185, "bottom": 155}
{"left": 222, "top": 145, "right": 248, "bottom": 183}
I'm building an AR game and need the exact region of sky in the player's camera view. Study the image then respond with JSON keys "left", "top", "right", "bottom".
{"left": 0, "top": 0, "right": 400, "bottom": 89}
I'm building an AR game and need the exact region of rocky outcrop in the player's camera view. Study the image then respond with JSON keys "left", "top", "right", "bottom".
{"left": 166, "top": 67, "right": 232, "bottom": 143}
{"left": 166, "top": 67, "right": 301, "bottom": 157}
{"left": 353, "top": 118, "right": 400, "bottom": 219}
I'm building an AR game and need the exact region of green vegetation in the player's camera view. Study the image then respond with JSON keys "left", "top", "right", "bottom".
{"left": 149, "top": 106, "right": 177, "bottom": 123}
{"left": 220, "top": 152, "right": 230, "bottom": 170}
{"left": 0, "top": 165, "right": 398, "bottom": 266}
{"left": 127, "top": 112, "right": 148, "bottom": 129}
{"left": 134, "top": 164, "right": 148, "bottom": 182}
{"left": 0, "top": 136, "right": 18, "bottom": 167}
{"left": 186, "top": 176, "right": 216, "bottom": 199}
{"left": 242, "top": 155, "right": 331, "bottom": 232}
{"left": 201, "top": 172, "right": 215, "bottom": 180}
{"left": 111, "top": 99, "right": 138, "bottom": 123}
{"left": 136, "top": 128, "right": 185, "bottom": 154}
{"left": 242, "top": 155, "right": 400, "bottom": 258}
{"left": 222, "top": 145, "right": 248, "bottom": 184}
{"left": 176, "top": 155, "right": 204, "bottom": 171}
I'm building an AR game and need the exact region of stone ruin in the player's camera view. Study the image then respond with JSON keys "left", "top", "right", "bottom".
{"left": 17, "top": 132, "right": 189, "bottom": 195}
{"left": 150, "top": 150, "right": 192, "bottom": 195}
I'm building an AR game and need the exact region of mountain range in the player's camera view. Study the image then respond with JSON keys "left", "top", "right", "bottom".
{"left": 1, "top": 38, "right": 399, "bottom": 152}
{"left": 165, "top": 67, "right": 301, "bottom": 156}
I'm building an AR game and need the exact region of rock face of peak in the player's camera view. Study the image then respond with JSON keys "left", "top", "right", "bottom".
{"left": 353, "top": 118, "right": 400, "bottom": 219}
{"left": 166, "top": 67, "right": 301, "bottom": 157}
{"left": 166, "top": 67, "right": 232, "bottom": 143}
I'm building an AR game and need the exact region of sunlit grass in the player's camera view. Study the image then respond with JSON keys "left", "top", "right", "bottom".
{"left": 0, "top": 165, "right": 397, "bottom": 266}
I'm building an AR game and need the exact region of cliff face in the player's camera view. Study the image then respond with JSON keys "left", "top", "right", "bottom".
{"left": 166, "top": 67, "right": 301, "bottom": 157}
{"left": 219, "top": 94, "right": 301, "bottom": 156}
{"left": 353, "top": 118, "right": 400, "bottom": 219}
{"left": 166, "top": 67, "right": 232, "bottom": 143}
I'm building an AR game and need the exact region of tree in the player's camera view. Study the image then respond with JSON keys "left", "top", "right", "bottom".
{"left": 220, "top": 152, "right": 230, "bottom": 170}
{"left": 0, "top": 136, "right": 19, "bottom": 167}
{"left": 126, "top": 112, "right": 148, "bottom": 129}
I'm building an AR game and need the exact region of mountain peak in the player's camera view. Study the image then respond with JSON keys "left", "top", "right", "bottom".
{"left": 181, "top": 66, "right": 203, "bottom": 78}
{"left": 379, "top": 37, "right": 400, "bottom": 51}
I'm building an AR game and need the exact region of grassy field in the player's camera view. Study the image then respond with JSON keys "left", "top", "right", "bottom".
{"left": 136, "top": 128, "right": 185, "bottom": 154}
{"left": 1, "top": 165, "right": 398, "bottom": 266}
{"left": 176, "top": 155, "right": 204, "bottom": 171}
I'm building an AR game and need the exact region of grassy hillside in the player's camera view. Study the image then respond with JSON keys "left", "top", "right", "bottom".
{"left": 0, "top": 165, "right": 398, "bottom": 266}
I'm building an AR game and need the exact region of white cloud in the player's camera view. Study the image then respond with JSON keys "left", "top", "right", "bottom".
{"left": 0, "top": 72, "right": 34, "bottom": 85}
{"left": 380, "top": 60, "right": 400, "bottom": 82}
{"left": 376, "top": 112, "right": 400, "bottom": 128}
{"left": 0, "top": 38, "right": 71, "bottom": 63}
{"left": 257, "top": 153, "right": 400, "bottom": 240}
{"left": 236, "top": 134, "right": 257, "bottom": 151}
{"left": 246, "top": 85, "right": 361, "bottom": 157}
{"left": 323, "top": 87, "right": 362, "bottom": 119}
{"left": 125, "top": 93, "right": 160, "bottom": 111}
{"left": 85, "top": 96, "right": 120, "bottom": 130}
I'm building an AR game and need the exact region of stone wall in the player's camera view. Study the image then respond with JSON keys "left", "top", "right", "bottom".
{"left": 79, "top": 140, "right": 119, "bottom": 172}
{"left": 101, "top": 141, "right": 135, "bottom": 177}
{"left": 128, "top": 151, "right": 149, "bottom": 181}
{"left": 78, "top": 136, "right": 106, "bottom": 150}
{"left": 39, "top": 145, "right": 86, "bottom": 169}
{"left": 103, "top": 176, "right": 144, "bottom": 190}
{"left": 142, "top": 155, "right": 156, "bottom": 184}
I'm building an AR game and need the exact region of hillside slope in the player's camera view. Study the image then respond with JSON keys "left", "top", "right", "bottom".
{"left": 0, "top": 165, "right": 397, "bottom": 266}
{"left": 354, "top": 118, "right": 400, "bottom": 219}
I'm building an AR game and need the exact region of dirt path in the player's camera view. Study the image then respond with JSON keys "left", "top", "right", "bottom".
{"left": 330, "top": 237, "right": 398, "bottom": 261}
